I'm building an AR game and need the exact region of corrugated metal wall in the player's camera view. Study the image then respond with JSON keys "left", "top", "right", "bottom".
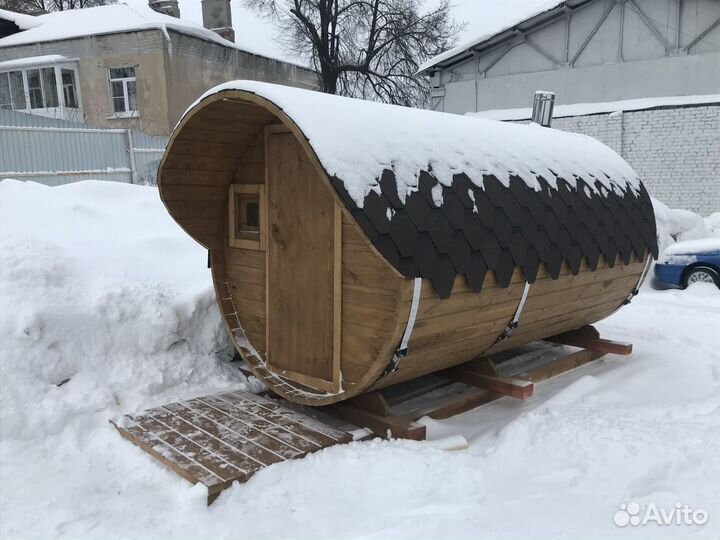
{"left": 0, "top": 110, "right": 167, "bottom": 186}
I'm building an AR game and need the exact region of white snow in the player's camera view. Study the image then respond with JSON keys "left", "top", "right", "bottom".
{"left": 0, "top": 3, "right": 289, "bottom": 64}
{"left": 664, "top": 237, "right": 720, "bottom": 256}
{"left": 2, "top": 179, "right": 719, "bottom": 539}
{"left": 0, "top": 7, "right": 41, "bottom": 30}
{"left": 471, "top": 94, "right": 720, "bottom": 121}
{"left": 0, "top": 54, "right": 70, "bottom": 69}
{"left": 652, "top": 198, "right": 719, "bottom": 257}
{"left": 0, "top": 179, "right": 239, "bottom": 442}
{"left": 191, "top": 81, "right": 641, "bottom": 208}
{"left": 418, "top": 0, "right": 565, "bottom": 72}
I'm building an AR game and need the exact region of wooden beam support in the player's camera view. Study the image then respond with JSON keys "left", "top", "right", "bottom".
{"left": 546, "top": 329, "right": 633, "bottom": 355}
{"left": 445, "top": 368, "right": 534, "bottom": 400}
{"left": 327, "top": 403, "right": 426, "bottom": 441}
{"left": 521, "top": 349, "right": 607, "bottom": 383}
{"left": 345, "top": 391, "right": 391, "bottom": 416}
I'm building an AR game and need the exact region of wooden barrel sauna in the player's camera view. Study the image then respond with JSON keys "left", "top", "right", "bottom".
{"left": 158, "top": 81, "right": 658, "bottom": 406}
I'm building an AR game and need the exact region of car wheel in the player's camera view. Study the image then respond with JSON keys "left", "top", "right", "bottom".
{"left": 683, "top": 266, "right": 720, "bottom": 288}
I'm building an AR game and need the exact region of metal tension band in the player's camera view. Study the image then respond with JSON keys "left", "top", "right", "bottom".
{"left": 495, "top": 281, "right": 532, "bottom": 344}
{"left": 623, "top": 255, "right": 653, "bottom": 305}
{"left": 384, "top": 277, "right": 423, "bottom": 375}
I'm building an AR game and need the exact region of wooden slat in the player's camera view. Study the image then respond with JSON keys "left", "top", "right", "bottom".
{"left": 444, "top": 369, "right": 534, "bottom": 400}
{"left": 113, "top": 391, "right": 351, "bottom": 504}
{"left": 162, "top": 184, "right": 228, "bottom": 202}
{"left": 328, "top": 403, "right": 426, "bottom": 440}
{"left": 163, "top": 154, "right": 240, "bottom": 173}
{"left": 160, "top": 169, "right": 233, "bottom": 186}
{"left": 545, "top": 331, "right": 633, "bottom": 355}
{"left": 519, "top": 349, "right": 608, "bottom": 382}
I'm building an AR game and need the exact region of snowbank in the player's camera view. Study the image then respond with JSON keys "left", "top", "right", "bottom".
{"left": 652, "top": 198, "right": 719, "bottom": 257}
{"left": 0, "top": 180, "right": 240, "bottom": 441}
{"left": 1, "top": 180, "right": 719, "bottom": 539}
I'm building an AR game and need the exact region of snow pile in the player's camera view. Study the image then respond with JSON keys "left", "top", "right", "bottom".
{"left": 652, "top": 198, "right": 719, "bottom": 256}
{"left": 1, "top": 180, "right": 719, "bottom": 539}
{"left": 191, "top": 81, "right": 640, "bottom": 208}
{"left": 0, "top": 180, "right": 240, "bottom": 441}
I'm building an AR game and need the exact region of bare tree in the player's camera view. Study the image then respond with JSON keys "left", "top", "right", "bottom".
{"left": 1, "top": 0, "right": 113, "bottom": 14}
{"left": 245, "top": 0, "right": 462, "bottom": 106}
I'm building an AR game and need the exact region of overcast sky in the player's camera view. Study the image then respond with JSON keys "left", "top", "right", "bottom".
{"left": 124, "top": 0, "right": 555, "bottom": 64}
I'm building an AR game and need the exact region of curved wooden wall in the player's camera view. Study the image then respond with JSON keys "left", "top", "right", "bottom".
{"left": 159, "top": 90, "right": 649, "bottom": 406}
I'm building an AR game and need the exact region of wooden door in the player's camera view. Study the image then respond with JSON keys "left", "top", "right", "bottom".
{"left": 266, "top": 128, "right": 341, "bottom": 392}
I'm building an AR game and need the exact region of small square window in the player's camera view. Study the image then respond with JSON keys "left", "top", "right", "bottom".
{"left": 236, "top": 194, "right": 260, "bottom": 237}
{"left": 229, "top": 184, "right": 265, "bottom": 250}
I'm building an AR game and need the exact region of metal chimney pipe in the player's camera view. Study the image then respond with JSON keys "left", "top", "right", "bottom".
{"left": 532, "top": 91, "right": 555, "bottom": 127}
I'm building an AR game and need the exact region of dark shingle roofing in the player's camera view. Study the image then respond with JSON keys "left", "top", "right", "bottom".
{"left": 332, "top": 170, "right": 657, "bottom": 298}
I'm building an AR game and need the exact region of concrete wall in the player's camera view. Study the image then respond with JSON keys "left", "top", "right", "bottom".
{"left": 0, "top": 31, "right": 171, "bottom": 134}
{"left": 0, "top": 29, "right": 318, "bottom": 135}
{"left": 433, "top": 0, "right": 720, "bottom": 113}
{"left": 508, "top": 104, "right": 720, "bottom": 215}
{"left": 163, "top": 32, "right": 318, "bottom": 134}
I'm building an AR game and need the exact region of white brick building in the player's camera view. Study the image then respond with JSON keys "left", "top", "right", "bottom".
{"left": 419, "top": 0, "right": 720, "bottom": 215}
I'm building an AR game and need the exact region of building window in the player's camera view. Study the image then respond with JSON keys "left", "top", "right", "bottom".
{"left": 26, "top": 67, "right": 59, "bottom": 109}
{"left": 229, "top": 184, "right": 266, "bottom": 250}
{"left": 8, "top": 71, "right": 26, "bottom": 110}
{"left": 108, "top": 66, "right": 137, "bottom": 115}
{"left": 0, "top": 64, "right": 78, "bottom": 112}
{"left": 26, "top": 69, "right": 43, "bottom": 108}
{"left": 0, "top": 72, "right": 10, "bottom": 109}
{"left": 61, "top": 69, "right": 78, "bottom": 109}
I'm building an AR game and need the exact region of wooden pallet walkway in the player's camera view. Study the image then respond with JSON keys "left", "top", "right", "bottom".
{"left": 111, "top": 391, "right": 352, "bottom": 503}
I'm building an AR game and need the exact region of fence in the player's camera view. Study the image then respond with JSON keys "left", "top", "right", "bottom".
{"left": 0, "top": 109, "right": 168, "bottom": 186}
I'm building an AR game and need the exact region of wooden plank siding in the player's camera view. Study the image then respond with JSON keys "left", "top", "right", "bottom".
{"left": 370, "top": 253, "right": 647, "bottom": 391}
{"left": 159, "top": 90, "right": 648, "bottom": 407}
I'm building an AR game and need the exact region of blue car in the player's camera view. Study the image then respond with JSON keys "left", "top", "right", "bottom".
{"left": 654, "top": 238, "right": 720, "bottom": 289}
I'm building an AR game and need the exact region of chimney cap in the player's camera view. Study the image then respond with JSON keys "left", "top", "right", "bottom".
{"left": 149, "top": 0, "right": 180, "bottom": 18}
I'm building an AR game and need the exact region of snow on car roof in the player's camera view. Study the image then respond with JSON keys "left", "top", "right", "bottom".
{"left": 664, "top": 238, "right": 720, "bottom": 256}
{"left": 192, "top": 80, "right": 641, "bottom": 207}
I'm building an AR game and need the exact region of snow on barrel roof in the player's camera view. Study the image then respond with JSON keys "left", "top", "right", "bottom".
{"left": 418, "top": 0, "right": 566, "bottom": 73}
{"left": 176, "top": 81, "right": 656, "bottom": 298}
{"left": 193, "top": 80, "right": 640, "bottom": 207}
{"left": 0, "top": 3, "right": 281, "bottom": 62}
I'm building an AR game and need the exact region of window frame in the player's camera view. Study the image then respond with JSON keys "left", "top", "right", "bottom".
{"left": 107, "top": 65, "right": 139, "bottom": 118}
{"left": 0, "top": 61, "right": 81, "bottom": 115}
{"left": 228, "top": 184, "right": 266, "bottom": 251}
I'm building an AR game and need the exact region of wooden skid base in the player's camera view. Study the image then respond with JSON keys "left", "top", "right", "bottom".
{"left": 113, "top": 329, "right": 630, "bottom": 501}
{"left": 111, "top": 390, "right": 351, "bottom": 504}
{"left": 322, "top": 328, "right": 627, "bottom": 440}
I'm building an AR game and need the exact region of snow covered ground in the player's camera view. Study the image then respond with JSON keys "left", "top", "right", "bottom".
{"left": 1, "top": 180, "right": 719, "bottom": 540}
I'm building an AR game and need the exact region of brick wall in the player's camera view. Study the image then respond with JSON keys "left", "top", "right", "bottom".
{"left": 512, "top": 104, "right": 720, "bottom": 216}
